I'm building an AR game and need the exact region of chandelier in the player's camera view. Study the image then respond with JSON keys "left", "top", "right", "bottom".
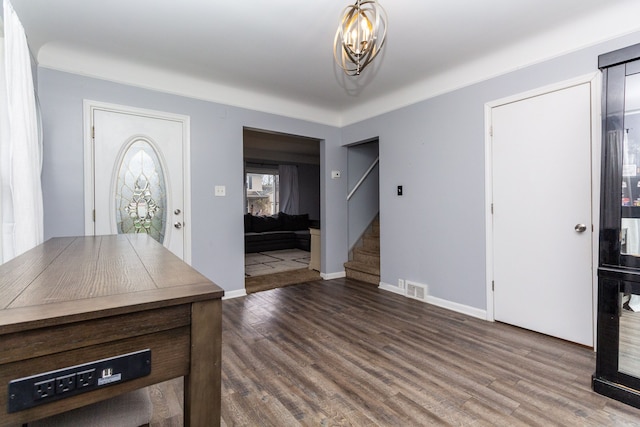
{"left": 333, "top": 0, "right": 388, "bottom": 76}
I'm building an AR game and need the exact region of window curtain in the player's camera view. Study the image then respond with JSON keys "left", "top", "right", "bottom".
{"left": 279, "top": 165, "right": 299, "bottom": 214}
{"left": 0, "top": 0, "right": 43, "bottom": 264}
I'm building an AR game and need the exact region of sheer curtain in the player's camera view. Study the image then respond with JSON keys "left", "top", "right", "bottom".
{"left": 0, "top": 0, "right": 43, "bottom": 264}
{"left": 279, "top": 165, "right": 299, "bottom": 214}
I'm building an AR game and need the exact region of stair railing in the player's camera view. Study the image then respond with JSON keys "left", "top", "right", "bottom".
{"left": 347, "top": 156, "right": 379, "bottom": 201}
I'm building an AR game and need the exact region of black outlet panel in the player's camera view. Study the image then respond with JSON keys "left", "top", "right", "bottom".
{"left": 7, "top": 349, "right": 151, "bottom": 413}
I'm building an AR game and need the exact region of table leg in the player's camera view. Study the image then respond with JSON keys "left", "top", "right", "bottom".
{"left": 184, "top": 299, "right": 222, "bottom": 426}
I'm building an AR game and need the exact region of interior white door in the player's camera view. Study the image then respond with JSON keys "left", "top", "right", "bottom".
{"left": 491, "top": 82, "right": 593, "bottom": 346}
{"left": 91, "top": 107, "right": 186, "bottom": 259}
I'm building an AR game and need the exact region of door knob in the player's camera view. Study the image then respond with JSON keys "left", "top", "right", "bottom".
{"left": 574, "top": 224, "right": 587, "bottom": 232}
{"left": 174, "top": 222, "right": 183, "bottom": 229}
{"left": 174, "top": 209, "right": 181, "bottom": 215}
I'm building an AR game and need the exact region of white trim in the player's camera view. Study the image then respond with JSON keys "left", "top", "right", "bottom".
{"left": 425, "top": 295, "right": 487, "bottom": 320}
{"left": 223, "top": 289, "right": 247, "bottom": 300}
{"left": 378, "top": 282, "right": 404, "bottom": 295}
{"left": 590, "top": 73, "right": 602, "bottom": 352}
{"left": 378, "top": 283, "right": 487, "bottom": 319}
{"left": 484, "top": 98, "right": 494, "bottom": 322}
{"left": 484, "top": 72, "right": 600, "bottom": 340}
{"left": 82, "top": 100, "right": 192, "bottom": 264}
{"left": 321, "top": 271, "right": 345, "bottom": 280}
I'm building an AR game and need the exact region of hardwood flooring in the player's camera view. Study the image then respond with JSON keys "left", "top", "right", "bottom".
{"left": 245, "top": 268, "right": 322, "bottom": 294}
{"left": 149, "top": 278, "right": 640, "bottom": 426}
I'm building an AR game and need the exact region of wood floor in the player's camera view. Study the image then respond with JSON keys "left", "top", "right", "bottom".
{"left": 149, "top": 278, "right": 640, "bottom": 426}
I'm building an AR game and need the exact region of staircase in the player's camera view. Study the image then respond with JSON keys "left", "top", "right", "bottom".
{"left": 344, "top": 218, "right": 380, "bottom": 285}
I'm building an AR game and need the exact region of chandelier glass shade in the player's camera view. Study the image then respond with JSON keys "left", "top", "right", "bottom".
{"left": 333, "top": 0, "right": 387, "bottom": 76}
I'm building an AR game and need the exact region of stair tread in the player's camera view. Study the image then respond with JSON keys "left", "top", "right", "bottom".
{"left": 345, "top": 268, "right": 379, "bottom": 285}
{"left": 354, "top": 247, "right": 379, "bottom": 256}
{"left": 349, "top": 216, "right": 380, "bottom": 282}
{"left": 344, "top": 260, "right": 380, "bottom": 275}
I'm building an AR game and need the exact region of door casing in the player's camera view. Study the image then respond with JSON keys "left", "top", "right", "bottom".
{"left": 484, "top": 72, "right": 601, "bottom": 348}
{"left": 83, "top": 100, "right": 192, "bottom": 263}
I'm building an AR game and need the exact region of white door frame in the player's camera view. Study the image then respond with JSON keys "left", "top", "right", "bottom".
{"left": 484, "top": 72, "right": 601, "bottom": 347}
{"left": 83, "top": 100, "right": 192, "bottom": 263}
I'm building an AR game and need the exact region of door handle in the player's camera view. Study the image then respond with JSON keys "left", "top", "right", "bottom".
{"left": 174, "top": 222, "right": 183, "bottom": 229}
{"left": 574, "top": 224, "right": 587, "bottom": 233}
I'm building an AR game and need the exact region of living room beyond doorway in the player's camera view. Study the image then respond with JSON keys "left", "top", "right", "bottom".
{"left": 243, "top": 127, "right": 321, "bottom": 293}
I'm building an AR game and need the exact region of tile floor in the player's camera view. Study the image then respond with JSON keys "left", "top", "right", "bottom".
{"left": 245, "top": 248, "right": 310, "bottom": 277}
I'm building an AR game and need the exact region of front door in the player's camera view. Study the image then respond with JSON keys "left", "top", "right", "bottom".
{"left": 490, "top": 80, "right": 594, "bottom": 346}
{"left": 84, "top": 101, "right": 190, "bottom": 261}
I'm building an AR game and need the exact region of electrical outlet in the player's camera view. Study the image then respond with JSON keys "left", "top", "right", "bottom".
{"left": 34, "top": 379, "right": 55, "bottom": 400}
{"left": 9, "top": 349, "right": 151, "bottom": 413}
{"left": 56, "top": 373, "right": 76, "bottom": 394}
{"left": 76, "top": 368, "right": 96, "bottom": 388}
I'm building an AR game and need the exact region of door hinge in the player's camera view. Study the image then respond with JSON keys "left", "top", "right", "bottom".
{"left": 489, "top": 125, "right": 493, "bottom": 137}
{"left": 491, "top": 203, "right": 494, "bottom": 214}
{"left": 93, "top": 210, "right": 95, "bottom": 222}
{"left": 92, "top": 126, "right": 95, "bottom": 139}
{"left": 492, "top": 280, "right": 495, "bottom": 291}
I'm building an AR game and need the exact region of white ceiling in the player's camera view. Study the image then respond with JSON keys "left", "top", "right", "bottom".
{"left": 8, "top": 0, "right": 640, "bottom": 126}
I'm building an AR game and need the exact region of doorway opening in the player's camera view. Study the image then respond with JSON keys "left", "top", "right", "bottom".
{"left": 344, "top": 138, "right": 380, "bottom": 285}
{"left": 243, "top": 128, "right": 321, "bottom": 293}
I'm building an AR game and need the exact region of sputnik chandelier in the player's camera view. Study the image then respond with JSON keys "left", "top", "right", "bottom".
{"left": 333, "top": 0, "right": 388, "bottom": 76}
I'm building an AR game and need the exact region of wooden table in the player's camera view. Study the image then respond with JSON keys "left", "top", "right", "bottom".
{"left": 0, "top": 235, "right": 224, "bottom": 426}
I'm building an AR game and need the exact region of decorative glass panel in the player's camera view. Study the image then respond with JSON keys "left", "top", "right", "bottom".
{"left": 115, "top": 139, "right": 166, "bottom": 243}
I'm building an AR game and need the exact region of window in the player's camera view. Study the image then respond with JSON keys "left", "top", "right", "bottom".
{"left": 245, "top": 168, "right": 279, "bottom": 215}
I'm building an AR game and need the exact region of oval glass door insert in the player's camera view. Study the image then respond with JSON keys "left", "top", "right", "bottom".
{"left": 115, "top": 139, "right": 167, "bottom": 243}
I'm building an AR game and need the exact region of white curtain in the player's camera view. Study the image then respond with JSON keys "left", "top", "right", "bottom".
{"left": 0, "top": 0, "right": 43, "bottom": 264}
{"left": 279, "top": 165, "right": 299, "bottom": 214}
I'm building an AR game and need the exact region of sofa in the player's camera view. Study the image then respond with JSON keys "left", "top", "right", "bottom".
{"left": 244, "top": 212, "right": 318, "bottom": 253}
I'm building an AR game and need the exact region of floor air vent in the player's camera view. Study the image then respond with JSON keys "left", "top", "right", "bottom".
{"left": 406, "top": 281, "right": 428, "bottom": 301}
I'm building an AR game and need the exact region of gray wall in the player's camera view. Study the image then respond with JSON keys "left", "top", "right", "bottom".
{"left": 38, "top": 29, "right": 640, "bottom": 310}
{"left": 38, "top": 69, "right": 344, "bottom": 292}
{"left": 343, "top": 31, "right": 640, "bottom": 310}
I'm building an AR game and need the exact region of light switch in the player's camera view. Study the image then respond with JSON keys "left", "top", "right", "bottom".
{"left": 397, "top": 185, "right": 403, "bottom": 196}
{"left": 215, "top": 185, "right": 226, "bottom": 197}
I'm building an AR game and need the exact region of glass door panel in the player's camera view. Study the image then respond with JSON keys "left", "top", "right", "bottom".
{"left": 621, "top": 73, "right": 640, "bottom": 257}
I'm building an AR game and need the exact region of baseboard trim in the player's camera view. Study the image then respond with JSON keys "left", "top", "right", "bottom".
{"left": 223, "top": 289, "right": 247, "bottom": 300}
{"left": 322, "top": 271, "right": 346, "bottom": 280}
{"left": 425, "top": 295, "right": 487, "bottom": 320}
{"left": 379, "top": 282, "right": 404, "bottom": 295}
{"left": 378, "top": 282, "right": 487, "bottom": 320}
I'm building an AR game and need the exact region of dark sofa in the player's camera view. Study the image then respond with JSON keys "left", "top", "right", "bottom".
{"left": 244, "top": 212, "right": 317, "bottom": 253}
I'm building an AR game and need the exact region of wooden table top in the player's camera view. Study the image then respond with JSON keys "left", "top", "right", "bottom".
{"left": 0, "top": 235, "right": 224, "bottom": 335}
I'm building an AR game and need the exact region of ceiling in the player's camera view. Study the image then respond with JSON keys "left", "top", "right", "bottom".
{"left": 8, "top": 0, "right": 640, "bottom": 126}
